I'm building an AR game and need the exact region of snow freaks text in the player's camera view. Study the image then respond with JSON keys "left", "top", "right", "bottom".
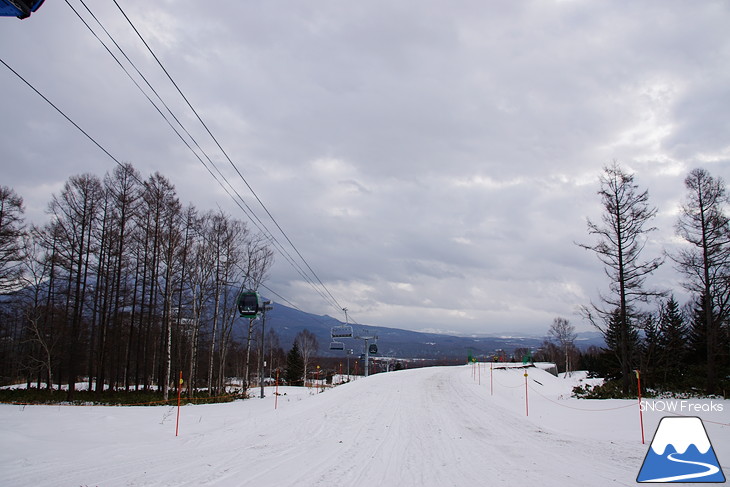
{"left": 640, "top": 400, "right": 724, "bottom": 413}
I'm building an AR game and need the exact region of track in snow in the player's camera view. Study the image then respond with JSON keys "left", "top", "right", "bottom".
{"left": 0, "top": 366, "right": 666, "bottom": 486}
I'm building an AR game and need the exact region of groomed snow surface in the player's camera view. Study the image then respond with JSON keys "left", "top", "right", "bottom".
{"left": 1, "top": 364, "right": 728, "bottom": 486}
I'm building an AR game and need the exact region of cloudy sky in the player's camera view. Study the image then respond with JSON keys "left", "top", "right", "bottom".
{"left": 2, "top": 0, "right": 729, "bottom": 335}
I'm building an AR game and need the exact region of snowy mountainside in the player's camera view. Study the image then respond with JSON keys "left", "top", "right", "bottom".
{"left": 260, "top": 300, "right": 604, "bottom": 358}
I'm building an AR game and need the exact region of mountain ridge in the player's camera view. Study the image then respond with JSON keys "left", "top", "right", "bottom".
{"left": 258, "top": 299, "right": 604, "bottom": 359}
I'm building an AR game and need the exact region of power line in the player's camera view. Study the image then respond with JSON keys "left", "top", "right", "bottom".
{"left": 3, "top": 47, "right": 345, "bottom": 324}
{"left": 2, "top": 53, "right": 354, "bottom": 327}
{"left": 61, "top": 0, "right": 333, "bottom": 313}
{"left": 0, "top": 57, "right": 130, "bottom": 178}
{"left": 6, "top": 2, "right": 355, "bottom": 324}
{"left": 67, "top": 0, "right": 341, "bottom": 311}
{"left": 109, "top": 0, "right": 348, "bottom": 316}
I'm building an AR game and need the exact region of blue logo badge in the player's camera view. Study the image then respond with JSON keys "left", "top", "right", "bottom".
{"left": 637, "top": 416, "right": 726, "bottom": 483}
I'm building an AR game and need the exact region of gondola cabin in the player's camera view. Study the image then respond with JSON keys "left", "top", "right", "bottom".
{"left": 237, "top": 291, "right": 262, "bottom": 319}
{"left": 368, "top": 344, "right": 378, "bottom": 355}
{"left": 1, "top": 0, "right": 45, "bottom": 19}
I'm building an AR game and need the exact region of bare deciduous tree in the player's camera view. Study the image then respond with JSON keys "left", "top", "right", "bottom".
{"left": 19, "top": 227, "right": 56, "bottom": 389}
{"left": 295, "top": 329, "right": 319, "bottom": 385}
{"left": 48, "top": 174, "right": 104, "bottom": 399}
{"left": 672, "top": 168, "right": 730, "bottom": 394}
{"left": 547, "top": 317, "right": 576, "bottom": 376}
{"left": 578, "top": 162, "right": 664, "bottom": 394}
{"left": 0, "top": 186, "right": 26, "bottom": 293}
{"left": 1, "top": 164, "right": 275, "bottom": 397}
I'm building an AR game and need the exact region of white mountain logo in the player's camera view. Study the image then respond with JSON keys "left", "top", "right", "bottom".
{"left": 637, "top": 416, "right": 726, "bottom": 483}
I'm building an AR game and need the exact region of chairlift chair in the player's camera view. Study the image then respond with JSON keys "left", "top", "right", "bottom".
{"left": 329, "top": 341, "right": 345, "bottom": 351}
{"left": 331, "top": 325, "right": 353, "bottom": 338}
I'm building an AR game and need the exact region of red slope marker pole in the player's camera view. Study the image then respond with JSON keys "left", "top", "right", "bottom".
{"left": 176, "top": 371, "right": 182, "bottom": 437}
{"left": 490, "top": 362, "right": 493, "bottom": 396}
{"left": 635, "top": 370, "right": 645, "bottom": 444}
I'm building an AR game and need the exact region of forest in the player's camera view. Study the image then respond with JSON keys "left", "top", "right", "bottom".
{"left": 0, "top": 163, "right": 277, "bottom": 401}
{"left": 1, "top": 162, "right": 730, "bottom": 401}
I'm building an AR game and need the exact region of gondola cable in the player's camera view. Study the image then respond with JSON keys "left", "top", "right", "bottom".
{"left": 110, "top": 0, "right": 347, "bottom": 316}
{"left": 64, "top": 0, "right": 345, "bottom": 315}
{"left": 4, "top": 3, "right": 355, "bottom": 324}
{"left": 0, "top": 54, "right": 336, "bottom": 319}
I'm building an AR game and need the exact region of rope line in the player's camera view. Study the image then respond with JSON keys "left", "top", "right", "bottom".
{"left": 476, "top": 367, "right": 729, "bottom": 419}
{"left": 4, "top": 391, "right": 246, "bottom": 407}
{"left": 527, "top": 384, "right": 636, "bottom": 412}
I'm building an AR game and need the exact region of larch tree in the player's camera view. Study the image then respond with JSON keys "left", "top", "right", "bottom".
{"left": 48, "top": 174, "right": 104, "bottom": 400}
{"left": 672, "top": 168, "right": 730, "bottom": 394}
{"left": 101, "top": 163, "right": 141, "bottom": 391}
{"left": 0, "top": 186, "right": 26, "bottom": 293}
{"left": 19, "top": 226, "right": 56, "bottom": 389}
{"left": 578, "top": 162, "right": 663, "bottom": 394}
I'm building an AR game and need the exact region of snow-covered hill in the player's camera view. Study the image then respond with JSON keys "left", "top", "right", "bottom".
{"left": 0, "top": 365, "right": 727, "bottom": 486}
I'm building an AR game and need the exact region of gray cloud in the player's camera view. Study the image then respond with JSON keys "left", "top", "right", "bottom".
{"left": 1, "top": 0, "right": 729, "bottom": 334}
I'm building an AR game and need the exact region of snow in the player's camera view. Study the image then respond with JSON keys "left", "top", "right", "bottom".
{"left": 650, "top": 417, "right": 712, "bottom": 455}
{"left": 1, "top": 364, "right": 728, "bottom": 486}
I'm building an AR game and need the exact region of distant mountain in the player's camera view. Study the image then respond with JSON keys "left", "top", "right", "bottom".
{"left": 256, "top": 300, "right": 605, "bottom": 359}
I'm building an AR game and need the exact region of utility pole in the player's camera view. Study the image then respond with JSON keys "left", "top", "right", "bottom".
{"left": 346, "top": 349, "right": 353, "bottom": 381}
{"left": 259, "top": 300, "right": 273, "bottom": 399}
{"left": 355, "top": 330, "right": 377, "bottom": 377}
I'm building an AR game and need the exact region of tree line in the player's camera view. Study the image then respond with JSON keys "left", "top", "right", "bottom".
{"left": 541, "top": 163, "right": 730, "bottom": 397}
{"left": 0, "top": 163, "right": 275, "bottom": 400}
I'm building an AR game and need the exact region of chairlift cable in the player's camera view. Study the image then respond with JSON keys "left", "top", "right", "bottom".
{"left": 7, "top": 2, "right": 356, "bottom": 327}
{"left": 260, "top": 283, "right": 353, "bottom": 331}
{"left": 64, "top": 0, "right": 344, "bottom": 315}
{"left": 110, "top": 0, "right": 347, "bottom": 316}
{"left": 1, "top": 50, "right": 334, "bottom": 323}
{"left": 0, "top": 57, "right": 131, "bottom": 179}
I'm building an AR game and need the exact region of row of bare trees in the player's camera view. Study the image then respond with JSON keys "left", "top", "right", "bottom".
{"left": 580, "top": 163, "right": 730, "bottom": 395}
{"left": 0, "top": 163, "right": 273, "bottom": 400}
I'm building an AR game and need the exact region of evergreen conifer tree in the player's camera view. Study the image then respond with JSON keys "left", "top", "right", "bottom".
{"left": 285, "top": 342, "right": 305, "bottom": 386}
{"left": 603, "top": 308, "right": 640, "bottom": 386}
{"left": 687, "top": 294, "right": 711, "bottom": 365}
{"left": 657, "top": 296, "right": 688, "bottom": 385}
{"left": 639, "top": 314, "right": 660, "bottom": 387}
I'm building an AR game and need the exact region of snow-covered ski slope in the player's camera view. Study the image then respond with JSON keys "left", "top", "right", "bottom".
{"left": 1, "top": 365, "right": 728, "bottom": 486}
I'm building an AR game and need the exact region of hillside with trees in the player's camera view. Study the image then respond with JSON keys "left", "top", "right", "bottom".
{"left": 0, "top": 164, "right": 273, "bottom": 401}
{"left": 1, "top": 163, "right": 729, "bottom": 400}
{"left": 572, "top": 164, "right": 729, "bottom": 397}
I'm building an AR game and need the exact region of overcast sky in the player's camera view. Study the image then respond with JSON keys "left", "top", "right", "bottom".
{"left": 2, "top": 0, "right": 729, "bottom": 336}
